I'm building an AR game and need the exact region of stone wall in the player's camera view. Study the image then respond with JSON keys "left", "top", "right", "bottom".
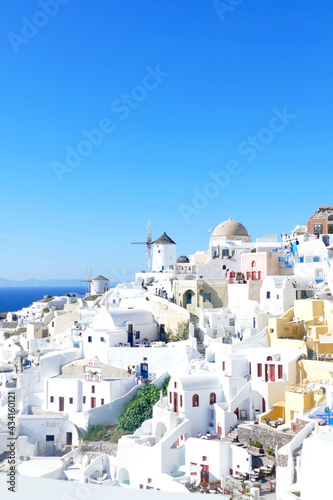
{"left": 238, "top": 424, "right": 294, "bottom": 453}
{"left": 149, "top": 296, "right": 190, "bottom": 334}
{"left": 276, "top": 454, "right": 288, "bottom": 467}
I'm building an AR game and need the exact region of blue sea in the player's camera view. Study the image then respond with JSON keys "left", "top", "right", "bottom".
{"left": 0, "top": 286, "right": 87, "bottom": 313}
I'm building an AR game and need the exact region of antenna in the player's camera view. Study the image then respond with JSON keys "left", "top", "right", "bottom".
{"left": 131, "top": 216, "right": 153, "bottom": 270}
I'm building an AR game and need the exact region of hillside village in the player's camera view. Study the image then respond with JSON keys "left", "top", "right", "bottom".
{"left": 2, "top": 207, "right": 333, "bottom": 499}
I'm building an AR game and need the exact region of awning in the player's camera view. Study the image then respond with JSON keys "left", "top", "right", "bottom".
{"left": 273, "top": 401, "right": 285, "bottom": 407}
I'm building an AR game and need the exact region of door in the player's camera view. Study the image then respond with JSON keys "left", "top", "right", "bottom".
{"left": 66, "top": 432, "right": 72, "bottom": 446}
{"left": 46, "top": 435, "right": 55, "bottom": 456}
{"left": 91, "top": 397, "right": 96, "bottom": 409}
{"left": 59, "top": 397, "right": 64, "bottom": 411}
{"left": 234, "top": 407, "right": 239, "bottom": 419}
{"left": 262, "top": 398, "right": 266, "bottom": 413}
{"left": 265, "top": 364, "right": 269, "bottom": 382}
{"left": 127, "top": 324, "right": 133, "bottom": 346}
{"left": 186, "top": 292, "right": 192, "bottom": 305}
{"left": 160, "top": 324, "right": 166, "bottom": 341}
{"left": 269, "top": 364, "right": 276, "bottom": 382}
{"left": 174, "top": 392, "right": 178, "bottom": 413}
{"left": 201, "top": 465, "right": 209, "bottom": 483}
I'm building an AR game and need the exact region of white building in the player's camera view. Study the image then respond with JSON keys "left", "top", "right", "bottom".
{"left": 260, "top": 276, "right": 297, "bottom": 316}
{"left": 44, "top": 357, "right": 135, "bottom": 413}
{"left": 208, "top": 218, "right": 252, "bottom": 260}
{"left": 152, "top": 232, "right": 177, "bottom": 272}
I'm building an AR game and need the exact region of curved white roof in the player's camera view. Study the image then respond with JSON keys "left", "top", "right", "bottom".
{"left": 18, "top": 458, "right": 63, "bottom": 477}
{"left": 176, "top": 373, "right": 222, "bottom": 391}
{"left": 90, "top": 308, "right": 155, "bottom": 330}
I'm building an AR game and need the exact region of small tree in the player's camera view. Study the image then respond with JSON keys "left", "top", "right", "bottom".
{"left": 167, "top": 321, "right": 189, "bottom": 342}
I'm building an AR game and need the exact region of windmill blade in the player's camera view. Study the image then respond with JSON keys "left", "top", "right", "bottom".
{"left": 132, "top": 216, "right": 153, "bottom": 270}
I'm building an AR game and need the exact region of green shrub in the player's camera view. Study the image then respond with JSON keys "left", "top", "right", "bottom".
{"left": 82, "top": 424, "right": 108, "bottom": 442}
{"left": 249, "top": 440, "right": 263, "bottom": 448}
{"left": 116, "top": 382, "right": 168, "bottom": 435}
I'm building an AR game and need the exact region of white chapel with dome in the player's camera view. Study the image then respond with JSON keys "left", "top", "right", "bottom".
{"left": 208, "top": 217, "right": 252, "bottom": 259}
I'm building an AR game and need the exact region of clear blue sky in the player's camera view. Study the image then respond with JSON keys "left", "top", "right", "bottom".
{"left": 1, "top": 0, "right": 332, "bottom": 281}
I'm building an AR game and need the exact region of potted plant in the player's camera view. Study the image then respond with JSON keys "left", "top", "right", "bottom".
{"left": 266, "top": 448, "right": 276, "bottom": 461}
{"left": 200, "top": 482, "right": 208, "bottom": 490}
{"left": 248, "top": 440, "right": 264, "bottom": 455}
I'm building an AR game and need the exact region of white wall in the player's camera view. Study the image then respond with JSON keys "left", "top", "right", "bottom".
{"left": 17, "top": 416, "right": 79, "bottom": 455}
{"left": 152, "top": 243, "right": 177, "bottom": 272}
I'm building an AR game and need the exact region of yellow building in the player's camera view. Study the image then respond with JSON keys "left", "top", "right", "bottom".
{"left": 268, "top": 299, "right": 333, "bottom": 360}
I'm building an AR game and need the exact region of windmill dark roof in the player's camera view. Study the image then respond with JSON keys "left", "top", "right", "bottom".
{"left": 153, "top": 232, "right": 176, "bottom": 245}
{"left": 92, "top": 275, "right": 109, "bottom": 281}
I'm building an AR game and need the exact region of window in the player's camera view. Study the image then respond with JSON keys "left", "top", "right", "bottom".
{"left": 88, "top": 336, "right": 92, "bottom": 343}
{"left": 50, "top": 396, "right": 54, "bottom": 403}
{"left": 267, "top": 356, "right": 273, "bottom": 361}
{"left": 148, "top": 478, "right": 152, "bottom": 483}
{"left": 83, "top": 396, "right": 86, "bottom": 404}
{"left": 210, "top": 392, "right": 216, "bottom": 405}
{"left": 135, "top": 331, "right": 140, "bottom": 339}
{"left": 202, "top": 456, "right": 207, "bottom": 462}
{"left": 203, "top": 293, "right": 211, "bottom": 302}
{"left": 222, "top": 249, "right": 229, "bottom": 258}
{"left": 169, "top": 392, "right": 172, "bottom": 404}
{"left": 192, "top": 394, "right": 199, "bottom": 407}
{"left": 266, "top": 291, "right": 271, "bottom": 299}
{"left": 52, "top": 321, "right": 54, "bottom": 327}
{"left": 101, "top": 399, "right": 104, "bottom": 405}
{"left": 139, "top": 485, "right": 144, "bottom": 489}
{"left": 278, "top": 365, "right": 283, "bottom": 379}
{"left": 100, "top": 337, "right": 105, "bottom": 342}
{"left": 258, "top": 271, "right": 261, "bottom": 280}
{"left": 92, "top": 386, "right": 95, "bottom": 393}
{"left": 277, "top": 294, "right": 280, "bottom": 300}
{"left": 314, "top": 224, "right": 323, "bottom": 234}
{"left": 174, "top": 382, "right": 177, "bottom": 388}
{"left": 180, "top": 395, "right": 183, "bottom": 407}
{"left": 46, "top": 435, "right": 54, "bottom": 442}
{"left": 258, "top": 363, "right": 262, "bottom": 377}
{"left": 69, "top": 397, "right": 73, "bottom": 404}
{"left": 315, "top": 269, "right": 323, "bottom": 280}
{"left": 249, "top": 362, "right": 251, "bottom": 375}
{"left": 222, "top": 361, "right": 225, "bottom": 371}
{"left": 229, "top": 318, "right": 235, "bottom": 327}
{"left": 251, "top": 260, "right": 256, "bottom": 268}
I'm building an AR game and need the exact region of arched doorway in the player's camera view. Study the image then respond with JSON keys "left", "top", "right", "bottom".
{"left": 118, "top": 468, "right": 130, "bottom": 485}
{"left": 183, "top": 290, "right": 195, "bottom": 308}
